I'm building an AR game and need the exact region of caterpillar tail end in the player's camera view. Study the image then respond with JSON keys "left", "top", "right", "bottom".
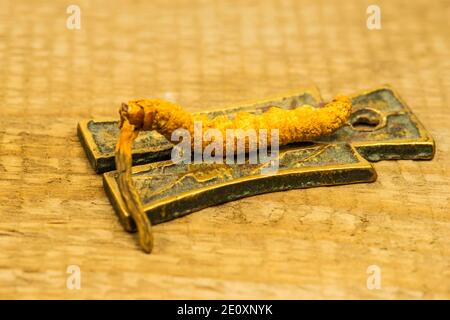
{"left": 137, "top": 219, "right": 154, "bottom": 254}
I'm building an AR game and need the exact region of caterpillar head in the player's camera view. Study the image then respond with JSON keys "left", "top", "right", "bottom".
{"left": 120, "top": 101, "right": 143, "bottom": 129}
{"left": 120, "top": 100, "right": 158, "bottom": 130}
{"left": 120, "top": 99, "right": 183, "bottom": 131}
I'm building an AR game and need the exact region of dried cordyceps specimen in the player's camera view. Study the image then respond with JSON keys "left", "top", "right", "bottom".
{"left": 116, "top": 96, "right": 352, "bottom": 253}
{"left": 121, "top": 95, "right": 352, "bottom": 148}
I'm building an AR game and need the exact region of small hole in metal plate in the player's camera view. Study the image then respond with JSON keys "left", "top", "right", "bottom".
{"left": 350, "top": 108, "right": 382, "bottom": 131}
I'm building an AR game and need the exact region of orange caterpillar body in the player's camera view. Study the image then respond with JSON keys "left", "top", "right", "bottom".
{"left": 120, "top": 96, "right": 352, "bottom": 147}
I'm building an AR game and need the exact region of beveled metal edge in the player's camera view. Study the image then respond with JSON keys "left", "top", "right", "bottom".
{"left": 77, "top": 121, "right": 108, "bottom": 173}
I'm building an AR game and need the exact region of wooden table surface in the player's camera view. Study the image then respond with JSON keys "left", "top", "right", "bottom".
{"left": 0, "top": 0, "right": 449, "bottom": 299}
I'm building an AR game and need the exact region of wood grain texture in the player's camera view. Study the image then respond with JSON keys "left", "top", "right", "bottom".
{"left": 0, "top": 0, "right": 449, "bottom": 299}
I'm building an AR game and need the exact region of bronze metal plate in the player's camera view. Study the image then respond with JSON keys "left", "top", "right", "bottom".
{"left": 78, "top": 86, "right": 435, "bottom": 174}
{"left": 77, "top": 88, "right": 322, "bottom": 173}
{"left": 317, "top": 86, "right": 435, "bottom": 161}
{"left": 103, "top": 142, "right": 376, "bottom": 231}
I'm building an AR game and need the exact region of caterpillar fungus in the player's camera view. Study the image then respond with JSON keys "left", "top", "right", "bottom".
{"left": 115, "top": 95, "right": 352, "bottom": 253}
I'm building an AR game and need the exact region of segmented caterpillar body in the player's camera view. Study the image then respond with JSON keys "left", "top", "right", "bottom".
{"left": 121, "top": 95, "right": 352, "bottom": 148}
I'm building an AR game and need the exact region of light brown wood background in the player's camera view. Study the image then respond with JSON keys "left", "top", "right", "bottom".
{"left": 0, "top": 0, "right": 449, "bottom": 299}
